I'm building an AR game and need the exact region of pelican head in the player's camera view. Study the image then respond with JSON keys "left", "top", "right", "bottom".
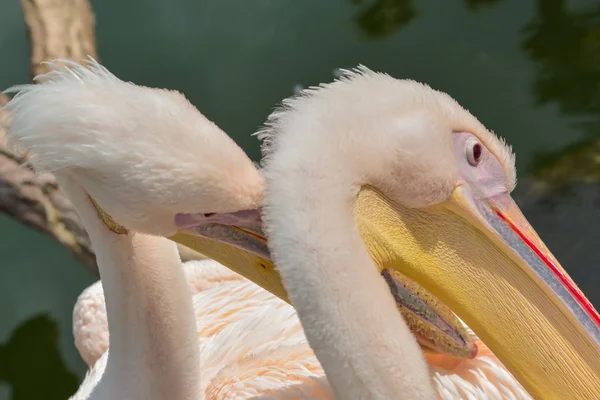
{"left": 3, "top": 59, "right": 280, "bottom": 289}
{"left": 257, "top": 67, "right": 600, "bottom": 399}
{"left": 6, "top": 60, "right": 264, "bottom": 234}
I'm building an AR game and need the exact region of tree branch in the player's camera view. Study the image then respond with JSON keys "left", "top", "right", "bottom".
{"left": 20, "top": 0, "right": 98, "bottom": 78}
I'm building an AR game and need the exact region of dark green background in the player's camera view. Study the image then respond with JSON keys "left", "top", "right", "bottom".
{"left": 1, "top": 0, "right": 599, "bottom": 398}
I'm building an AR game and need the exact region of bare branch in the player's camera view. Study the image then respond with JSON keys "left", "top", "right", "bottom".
{"left": 1, "top": 93, "right": 10, "bottom": 148}
{"left": 20, "top": 0, "right": 98, "bottom": 78}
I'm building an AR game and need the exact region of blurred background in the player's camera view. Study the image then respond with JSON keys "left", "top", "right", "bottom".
{"left": 0, "top": 0, "right": 599, "bottom": 398}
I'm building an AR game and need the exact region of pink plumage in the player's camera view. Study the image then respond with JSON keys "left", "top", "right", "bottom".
{"left": 73, "top": 259, "right": 530, "bottom": 399}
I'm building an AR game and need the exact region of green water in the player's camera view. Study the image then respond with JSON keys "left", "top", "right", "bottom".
{"left": 0, "top": 0, "right": 599, "bottom": 398}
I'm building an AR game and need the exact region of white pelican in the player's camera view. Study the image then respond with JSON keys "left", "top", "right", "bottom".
{"left": 4, "top": 60, "right": 598, "bottom": 398}
{"left": 253, "top": 67, "right": 600, "bottom": 399}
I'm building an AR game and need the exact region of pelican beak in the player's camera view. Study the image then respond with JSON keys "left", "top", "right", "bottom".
{"left": 355, "top": 184, "right": 600, "bottom": 399}
{"left": 169, "top": 210, "right": 289, "bottom": 301}
{"left": 171, "top": 210, "right": 477, "bottom": 360}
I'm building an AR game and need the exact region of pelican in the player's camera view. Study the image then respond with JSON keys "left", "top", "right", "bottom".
{"left": 4, "top": 60, "right": 599, "bottom": 398}
{"left": 254, "top": 68, "right": 600, "bottom": 399}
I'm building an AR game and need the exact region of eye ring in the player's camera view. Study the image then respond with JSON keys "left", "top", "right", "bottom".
{"left": 466, "top": 141, "right": 482, "bottom": 166}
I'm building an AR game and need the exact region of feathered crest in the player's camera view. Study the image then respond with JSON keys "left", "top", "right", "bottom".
{"left": 255, "top": 65, "right": 382, "bottom": 167}
{"left": 3, "top": 57, "right": 119, "bottom": 161}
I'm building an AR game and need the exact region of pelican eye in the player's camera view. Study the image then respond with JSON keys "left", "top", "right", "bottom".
{"left": 467, "top": 142, "right": 482, "bottom": 166}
